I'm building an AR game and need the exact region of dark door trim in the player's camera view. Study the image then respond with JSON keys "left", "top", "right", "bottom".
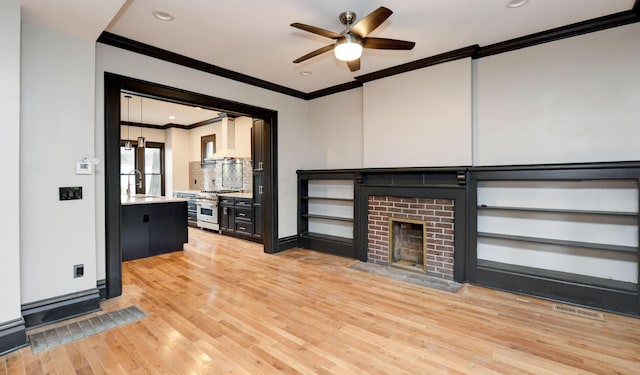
{"left": 104, "top": 73, "right": 278, "bottom": 298}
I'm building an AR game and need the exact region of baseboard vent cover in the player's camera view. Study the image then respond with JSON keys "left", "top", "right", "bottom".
{"left": 551, "top": 304, "right": 604, "bottom": 321}
{"left": 28, "top": 305, "right": 146, "bottom": 353}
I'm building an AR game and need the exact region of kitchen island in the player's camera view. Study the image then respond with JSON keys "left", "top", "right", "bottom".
{"left": 121, "top": 195, "right": 188, "bottom": 261}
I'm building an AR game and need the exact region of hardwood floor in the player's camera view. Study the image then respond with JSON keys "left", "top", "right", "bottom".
{"left": 2, "top": 228, "right": 639, "bottom": 374}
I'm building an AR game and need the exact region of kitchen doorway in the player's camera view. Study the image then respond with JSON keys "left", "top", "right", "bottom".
{"left": 104, "top": 73, "right": 278, "bottom": 298}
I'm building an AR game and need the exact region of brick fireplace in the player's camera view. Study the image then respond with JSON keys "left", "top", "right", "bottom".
{"left": 367, "top": 196, "right": 455, "bottom": 280}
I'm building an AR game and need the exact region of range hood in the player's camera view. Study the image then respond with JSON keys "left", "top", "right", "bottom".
{"left": 211, "top": 117, "right": 242, "bottom": 159}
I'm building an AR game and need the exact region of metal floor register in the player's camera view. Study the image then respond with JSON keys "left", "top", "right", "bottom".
{"left": 28, "top": 305, "right": 147, "bottom": 353}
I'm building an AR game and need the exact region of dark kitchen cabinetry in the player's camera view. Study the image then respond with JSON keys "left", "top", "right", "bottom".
{"left": 251, "top": 119, "right": 265, "bottom": 241}
{"left": 252, "top": 119, "right": 265, "bottom": 172}
{"left": 173, "top": 191, "right": 197, "bottom": 227}
{"left": 219, "top": 195, "right": 261, "bottom": 243}
{"left": 219, "top": 196, "right": 235, "bottom": 233}
{"left": 121, "top": 204, "right": 149, "bottom": 261}
{"left": 121, "top": 201, "right": 188, "bottom": 261}
{"left": 252, "top": 172, "right": 263, "bottom": 240}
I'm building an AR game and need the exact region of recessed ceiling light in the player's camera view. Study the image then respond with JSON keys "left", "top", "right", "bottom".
{"left": 506, "top": 0, "right": 529, "bottom": 8}
{"left": 299, "top": 71, "right": 312, "bottom": 76}
{"left": 194, "top": 106, "right": 202, "bottom": 110}
{"left": 168, "top": 115, "right": 176, "bottom": 120}
{"left": 152, "top": 11, "right": 174, "bottom": 21}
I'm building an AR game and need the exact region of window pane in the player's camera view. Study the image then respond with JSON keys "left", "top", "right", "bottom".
{"left": 146, "top": 174, "right": 162, "bottom": 196}
{"left": 121, "top": 174, "right": 138, "bottom": 195}
{"left": 120, "top": 147, "right": 135, "bottom": 173}
{"left": 145, "top": 148, "right": 161, "bottom": 173}
{"left": 120, "top": 147, "right": 136, "bottom": 195}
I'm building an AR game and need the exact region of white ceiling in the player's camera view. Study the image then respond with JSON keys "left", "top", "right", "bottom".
{"left": 120, "top": 93, "right": 220, "bottom": 126}
{"left": 19, "top": 0, "right": 635, "bottom": 94}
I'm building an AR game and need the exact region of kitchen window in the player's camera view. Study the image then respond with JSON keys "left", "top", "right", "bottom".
{"left": 120, "top": 141, "right": 165, "bottom": 196}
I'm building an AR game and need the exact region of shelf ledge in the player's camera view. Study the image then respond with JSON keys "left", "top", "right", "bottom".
{"left": 302, "top": 196, "right": 354, "bottom": 202}
{"left": 478, "top": 205, "right": 639, "bottom": 217}
{"left": 302, "top": 214, "right": 354, "bottom": 223}
{"left": 477, "top": 232, "right": 638, "bottom": 254}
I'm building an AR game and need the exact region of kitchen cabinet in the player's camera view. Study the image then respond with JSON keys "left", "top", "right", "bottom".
{"left": 121, "top": 204, "right": 149, "bottom": 261}
{"left": 218, "top": 195, "right": 261, "bottom": 243}
{"left": 252, "top": 174, "right": 263, "bottom": 239}
{"left": 219, "top": 196, "right": 235, "bottom": 233}
{"left": 251, "top": 118, "right": 265, "bottom": 241}
{"left": 252, "top": 119, "right": 265, "bottom": 172}
{"left": 173, "top": 191, "right": 197, "bottom": 227}
{"left": 121, "top": 201, "right": 188, "bottom": 261}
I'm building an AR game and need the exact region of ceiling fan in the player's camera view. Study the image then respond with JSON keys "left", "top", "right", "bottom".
{"left": 291, "top": 6, "right": 416, "bottom": 72}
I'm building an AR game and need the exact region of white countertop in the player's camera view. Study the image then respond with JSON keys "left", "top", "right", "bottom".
{"left": 121, "top": 195, "right": 187, "bottom": 205}
{"left": 173, "top": 190, "right": 201, "bottom": 195}
{"left": 217, "top": 192, "right": 253, "bottom": 199}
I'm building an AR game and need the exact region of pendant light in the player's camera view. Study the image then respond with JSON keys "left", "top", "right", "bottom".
{"left": 137, "top": 97, "right": 146, "bottom": 148}
{"left": 124, "top": 95, "right": 132, "bottom": 150}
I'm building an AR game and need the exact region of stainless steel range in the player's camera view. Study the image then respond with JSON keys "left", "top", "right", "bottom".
{"left": 195, "top": 190, "right": 240, "bottom": 231}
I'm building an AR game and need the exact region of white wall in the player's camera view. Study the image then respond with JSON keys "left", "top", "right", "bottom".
{"left": 476, "top": 23, "right": 640, "bottom": 166}
{"left": 0, "top": 0, "right": 23, "bottom": 324}
{"left": 20, "top": 22, "right": 97, "bottom": 303}
{"left": 234, "top": 116, "right": 253, "bottom": 158}
{"left": 95, "top": 43, "right": 308, "bottom": 279}
{"left": 165, "top": 127, "right": 190, "bottom": 194}
{"left": 362, "top": 58, "right": 473, "bottom": 168}
{"left": 307, "top": 89, "right": 363, "bottom": 169}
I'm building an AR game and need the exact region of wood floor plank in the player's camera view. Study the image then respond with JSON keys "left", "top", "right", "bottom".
{"left": 3, "top": 227, "right": 640, "bottom": 374}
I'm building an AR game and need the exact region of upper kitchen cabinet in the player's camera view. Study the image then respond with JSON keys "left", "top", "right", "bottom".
{"left": 252, "top": 119, "right": 265, "bottom": 172}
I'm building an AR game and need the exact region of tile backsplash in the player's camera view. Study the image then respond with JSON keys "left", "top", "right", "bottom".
{"left": 189, "top": 158, "right": 252, "bottom": 192}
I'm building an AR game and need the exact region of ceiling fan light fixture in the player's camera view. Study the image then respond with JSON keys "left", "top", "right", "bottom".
{"left": 334, "top": 34, "right": 363, "bottom": 62}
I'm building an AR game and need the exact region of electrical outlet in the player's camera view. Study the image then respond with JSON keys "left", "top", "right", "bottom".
{"left": 74, "top": 264, "right": 84, "bottom": 278}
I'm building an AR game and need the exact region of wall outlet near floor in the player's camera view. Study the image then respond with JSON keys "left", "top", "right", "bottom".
{"left": 74, "top": 264, "right": 84, "bottom": 278}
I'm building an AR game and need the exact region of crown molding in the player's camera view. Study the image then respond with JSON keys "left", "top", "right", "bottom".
{"left": 97, "top": 32, "right": 308, "bottom": 100}
{"left": 475, "top": 10, "right": 639, "bottom": 58}
{"left": 355, "top": 45, "right": 479, "bottom": 84}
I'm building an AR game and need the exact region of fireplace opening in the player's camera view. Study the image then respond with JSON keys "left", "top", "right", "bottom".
{"left": 389, "top": 218, "right": 427, "bottom": 273}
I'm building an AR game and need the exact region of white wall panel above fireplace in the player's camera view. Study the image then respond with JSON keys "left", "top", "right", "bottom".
{"left": 362, "top": 58, "right": 472, "bottom": 168}
{"left": 476, "top": 23, "right": 640, "bottom": 166}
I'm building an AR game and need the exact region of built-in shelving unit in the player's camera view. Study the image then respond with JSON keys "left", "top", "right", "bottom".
{"left": 297, "top": 171, "right": 357, "bottom": 258}
{"left": 469, "top": 165, "right": 640, "bottom": 316}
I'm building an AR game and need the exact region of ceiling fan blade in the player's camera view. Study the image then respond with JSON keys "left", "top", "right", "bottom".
{"left": 293, "top": 44, "right": 335, "bottom": 63}
{"left": 351, "top": 7, "right": 393, "bottom": 38}
{"left": 290, "top": 23, "right": 342, "bottom": 39}
{"left": 363, "top": 37, "right": 415, "bottom": 50}
{"left": 346, "top": 59, "right": 360, "bottom": 72}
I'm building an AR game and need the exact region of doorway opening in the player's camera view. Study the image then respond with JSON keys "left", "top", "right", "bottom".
{"left": 104, "top": 73, "right": 278, "bottom": 299}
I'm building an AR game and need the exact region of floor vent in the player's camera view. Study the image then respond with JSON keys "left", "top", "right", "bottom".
{"left": 551, "top": 304, "right": 604, "bottom": 321}
{"left": 28, "top": 305, "right": 146, "bottom": 353}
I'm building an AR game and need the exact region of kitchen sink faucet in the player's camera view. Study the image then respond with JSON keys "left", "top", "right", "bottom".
{"left": 127, "top": 169, "right": 143, "bottom": 196}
